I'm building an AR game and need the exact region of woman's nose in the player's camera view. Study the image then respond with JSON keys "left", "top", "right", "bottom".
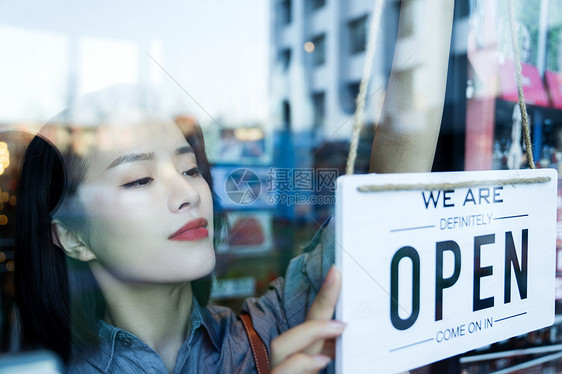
{"left": 167, "top": 171, "right": 201, "bottom": 213}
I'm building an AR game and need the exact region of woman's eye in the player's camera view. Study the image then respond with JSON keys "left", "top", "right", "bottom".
{"left": 121, "top": 177, "right": 153, "bottom": 189}
{"left": 183, "top": 168, "right": 202, "bottom": 177}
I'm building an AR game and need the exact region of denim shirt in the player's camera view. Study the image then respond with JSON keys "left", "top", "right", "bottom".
{"left": 68, "top": 217, "right": 335, "bottom": 373}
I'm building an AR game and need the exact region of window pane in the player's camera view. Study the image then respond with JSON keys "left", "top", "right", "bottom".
{"left": 311, "top": 34, "right": 326, "bottom": 66}
{"left": 349, "top": 15, "right": 368, "bottom": 54}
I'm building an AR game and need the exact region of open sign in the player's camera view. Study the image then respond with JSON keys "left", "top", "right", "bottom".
{"left": 335, "top": 169, "right": 557, "bottom": 374}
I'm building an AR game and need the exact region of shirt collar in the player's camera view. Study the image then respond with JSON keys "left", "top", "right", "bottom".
{"left": 192, "top": 297, "right": 221, "bottom": 352}
{"left": 80, "top": 296, "right": 221, "bottom": 371}
{"left": 94, "top": 319, "right": 124, "bottom": 373}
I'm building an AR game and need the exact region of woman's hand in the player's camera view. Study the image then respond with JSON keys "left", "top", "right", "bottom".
{"left": 271, "top": 266, "right": 343, "bottom": 374}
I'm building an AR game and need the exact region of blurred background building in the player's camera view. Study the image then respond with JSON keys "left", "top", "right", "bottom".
{"left": 269, "top": 0, "right": 398, "bottom": 141}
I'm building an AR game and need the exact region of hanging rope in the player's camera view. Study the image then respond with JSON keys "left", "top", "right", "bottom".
{"left": 345, "top": 0, "right": 384, "bottom": 175}
{"left": 507, "top": 0, "right": 535, "bottom": 169}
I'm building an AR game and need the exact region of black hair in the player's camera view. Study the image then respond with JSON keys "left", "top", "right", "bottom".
{"left": 14, "top": 120, "right": 223, "bottom": 363}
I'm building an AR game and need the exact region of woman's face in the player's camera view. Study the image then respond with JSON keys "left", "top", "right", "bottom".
{"left": 75, "top": 113, "right": 215, "bottom": 283}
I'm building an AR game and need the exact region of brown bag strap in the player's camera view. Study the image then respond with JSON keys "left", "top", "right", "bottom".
{"left": 240, "top": 314, "right": 271, "bottom": 374}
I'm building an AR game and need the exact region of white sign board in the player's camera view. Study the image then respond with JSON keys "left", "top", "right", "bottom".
{"left": 335, "top": 169, "right": 557, "bottom": 374}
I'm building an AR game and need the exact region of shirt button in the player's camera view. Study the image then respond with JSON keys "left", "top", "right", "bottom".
{"left": 121, "top": 338, "right": 132, "bottom": 348}
{"left": 118, "top": 333, "right": 133, "bottom": 348}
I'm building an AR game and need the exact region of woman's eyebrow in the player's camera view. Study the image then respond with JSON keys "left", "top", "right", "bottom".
{"left": 105, "top": 146, "right": 193, "bottom": 170}
{"left": 106, "top": 152, "right": 155, "bottom": 170}
{"left": 175, "top": 145, "right": 194, "bottom": 156}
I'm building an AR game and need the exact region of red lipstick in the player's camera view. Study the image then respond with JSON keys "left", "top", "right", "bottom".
{"left": 169, "top": 218, "right": 209, "bottom": 241}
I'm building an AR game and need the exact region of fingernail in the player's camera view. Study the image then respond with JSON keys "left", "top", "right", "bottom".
{"left": 324, "top": 266, "right": 335, "bottom": 286}
{"left": 327, "top": 320, "right": 347, "bottom": 330}
{"left": 313, "top": 354, "right": 331, "bottom": 367}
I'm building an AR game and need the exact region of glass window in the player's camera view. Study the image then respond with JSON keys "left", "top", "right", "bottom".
{"left": 3, "top": 0, "right": 562, "bottom": 373}
{"left": 279, "top": 0, "right": 292, "bottom": 25}
{"left": 278, "top": 48, "right": 291, "bottom": 71}
{"left": 343, "top": 81, "right": 360, "bottom": 114}
{"left": 349, "top": 15, "right": 368, "bottom": 54}
{"left": 310, "top": 0, "right": 326, "bottom": 11}
{"left": 312, "top": 91, "right": 325, "bottom": 128}
{"left": 282, "top": 100, "right": 291, "bottom": 130}
{"left": 311, "top": 33, "right": 326, "bottom": 66}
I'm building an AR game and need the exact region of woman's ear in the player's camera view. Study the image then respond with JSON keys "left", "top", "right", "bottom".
{"left": 51, "top": 219, "right": 96, "bottom": 262}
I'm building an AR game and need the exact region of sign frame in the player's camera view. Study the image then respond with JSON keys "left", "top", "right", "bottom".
{"left": 335, "top": 169, "right": 557, "bottom": 374}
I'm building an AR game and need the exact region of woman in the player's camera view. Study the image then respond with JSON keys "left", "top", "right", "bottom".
{"left": 15, "top": 86, "right": 343, "bottom": 373}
